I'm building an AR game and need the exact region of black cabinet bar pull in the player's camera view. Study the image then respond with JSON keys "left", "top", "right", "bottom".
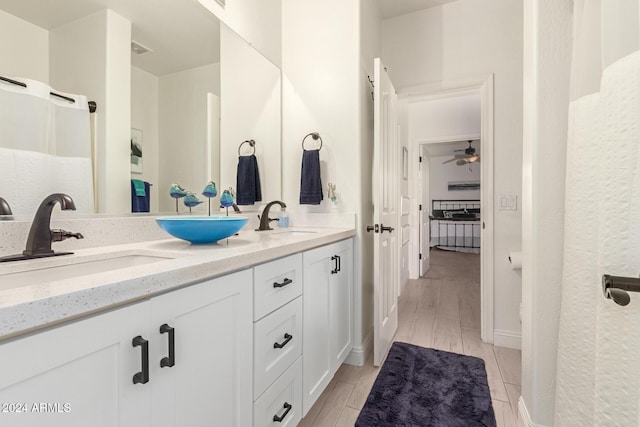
{"left": 273, "top": 333, "right": 293, "bottom": 349}
{"left": 132, "top": 335, "right": 149, "bottom": 384}
{"left": 160, "top": 324, "right": 175, "bottom": 368}
{"left": 273, "top": 402, "right": 292, "bottom": 422}
{"left": 331, "top": 255, "right": 338, "bottom": 274}
{"left": 273, "top": 278, "right": 293, "bottom": 288}
{"left": 337, "top": 255, "right": 341, "bottom": 272}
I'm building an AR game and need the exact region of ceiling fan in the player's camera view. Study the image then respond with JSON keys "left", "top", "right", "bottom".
{"left": 442, "top": 140, "right": 480, "bottom": 165}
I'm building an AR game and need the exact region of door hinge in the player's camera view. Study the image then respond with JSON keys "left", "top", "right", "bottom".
{"left": 482, "top": 222, "right": 485, "bottom": 229}
{"left": 419, "top": 156, "right": 422, "bottom": 163}
{"left": 419, "top": 204, "right": 422, "bottom": 211}
{"left": 419, "top": 253, "right": 422, "bottom": 260}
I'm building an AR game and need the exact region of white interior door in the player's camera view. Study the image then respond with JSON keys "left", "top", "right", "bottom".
{"left": 372, "top": 58, "right": 399, "bottom": 366}
{"left": 419, "top": 147, "right": 430, "bottom": 276}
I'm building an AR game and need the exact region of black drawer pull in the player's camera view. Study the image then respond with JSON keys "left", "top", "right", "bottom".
{"left": 160, "top": 324, "right": 175, "bottom": 368}
{"left": 331, "top": 255, "right": 338, "bottom": 274}
{"left": 273, "top": 402, "right": 292, "bottom": 422}
{"left": 336, "top": 255, "right": 341, "bottom": 272}
{"left": 273, "top": 278, "right": 293, "bottom": 288}
{"left": 132, "top": 335, "right": 149, "bottom": 384}
{"left": 273, "top": 333, "right": 293, "bottom": 349}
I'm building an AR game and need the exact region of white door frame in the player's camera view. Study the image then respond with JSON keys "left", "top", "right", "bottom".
{"left": 418, "top": 145, "right": 431, "bottom": 277}
{"left": 399, "top": 74, "right": 495, "bottom": 344}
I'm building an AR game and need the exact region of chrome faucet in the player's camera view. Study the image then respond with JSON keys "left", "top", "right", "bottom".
{"left": 256, "top": 201, "right": 286, "bottom": 231}
{"left": 0, "top": 197, "right": 12, "bottom": 216}
{"left": 22, "top": 193, "right": 84, "bottom": 257}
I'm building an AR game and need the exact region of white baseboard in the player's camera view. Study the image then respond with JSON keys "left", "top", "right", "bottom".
{"left": 493, "top": 329, "right": 522, "bottom": 349}
{"left": 518, "top": 396, "right": 551, "bottom": 427}
{"left": 518, "top": 397, "right": 532, "bottom": 427}
{"left": 345, "top": 328, "right": 373, "bottom": 366}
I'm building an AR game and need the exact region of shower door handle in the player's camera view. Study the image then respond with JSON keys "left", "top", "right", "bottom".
{"left": 602, "top": 274, "right": 640, "bottom": 306}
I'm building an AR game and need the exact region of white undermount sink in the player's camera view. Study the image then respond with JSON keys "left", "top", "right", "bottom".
{"left": 0, "top": 252, "right": 176, "bottom": 291}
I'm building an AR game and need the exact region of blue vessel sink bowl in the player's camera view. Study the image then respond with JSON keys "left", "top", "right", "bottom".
{"left": 156, "top": 216, "right": 248, "bottom": 244}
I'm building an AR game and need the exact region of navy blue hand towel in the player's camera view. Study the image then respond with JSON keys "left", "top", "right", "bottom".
{"left": 236, "top": 154, "right": 262, "bottom": 205}
{"left": 300, "top": 149, "right": 323, "bottom": 205}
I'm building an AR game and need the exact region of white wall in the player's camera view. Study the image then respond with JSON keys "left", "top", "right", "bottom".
{"left": 131, "top": 66, "right": 159, "bottom": 212}
{"left": 196, "top": 0, "right": 281, "bottom": 67}
{"left": 282, "top": 0, "right": 371, "bottom": 360}
{"left": 282, "top": 0, "right": 360, "bottom": 215}
{"left": 158, "top": 63, "right": 219, "bottom": 214}
{"left": 521, "top": 0, "right": 573, "bottom": 425}
{"left": 429, "top": 156, "right": 480, "bottom": 202}
{"left": 408, "top": 94, "right": 481, "bottom": 141}
{"left": 220, "top": 25, "right": 280, "bottom": 210}
{"left": 383, "top": 0, "right": 523, "bottom": 342}
{"left": 0, "top": 10, "right": 49, "bottom": 83}
{"left": 50, "top": 10, "right": 132, "bottom": 214}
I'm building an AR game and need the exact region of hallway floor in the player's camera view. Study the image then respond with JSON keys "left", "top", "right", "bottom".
{"left": 299, "top": 248, "right": 521, "bottom": 427}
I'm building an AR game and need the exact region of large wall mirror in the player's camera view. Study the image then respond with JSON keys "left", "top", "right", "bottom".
{"left": 0, "top": 0, "right": 281, "bottom": 218}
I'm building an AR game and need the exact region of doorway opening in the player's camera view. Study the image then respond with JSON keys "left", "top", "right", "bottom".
{"left": 398, "top": 75, "right": 494, "bottom": 343}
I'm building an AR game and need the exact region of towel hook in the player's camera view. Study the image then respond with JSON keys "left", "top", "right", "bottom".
{"left": 302, "top": 132, "right": 323, "bottom": 151}
{"left": 238, "top": 139, "right": 256, "bottom": 156}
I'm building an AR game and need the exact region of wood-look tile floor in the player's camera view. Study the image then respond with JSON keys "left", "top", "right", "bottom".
{"left": 299, "top": 248, "right": 521, "bottom": 427}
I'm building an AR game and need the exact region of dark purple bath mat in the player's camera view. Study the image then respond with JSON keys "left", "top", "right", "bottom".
{"left": 356, "top": 342, "right": 496, "bottom": 427}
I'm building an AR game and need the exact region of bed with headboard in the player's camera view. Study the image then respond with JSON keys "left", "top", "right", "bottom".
{"left": 429, "top": 199, "right": 481, "bottom": 253}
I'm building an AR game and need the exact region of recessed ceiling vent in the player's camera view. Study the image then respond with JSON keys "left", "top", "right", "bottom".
{"left": 131, "top": 41, "right": 152, "bottom": 56}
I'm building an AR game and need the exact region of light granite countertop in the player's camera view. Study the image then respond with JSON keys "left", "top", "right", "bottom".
{"left": 0, "top": 226, "right": 355, "bottom": 340}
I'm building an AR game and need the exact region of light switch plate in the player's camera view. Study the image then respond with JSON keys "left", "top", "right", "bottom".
{"left": 498, "top": 194, "right": 517, "bottom": 210}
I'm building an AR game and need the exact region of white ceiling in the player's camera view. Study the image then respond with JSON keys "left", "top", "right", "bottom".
{"left": 378, "top": 0, "right": 459, "bottom": 20}
{"left": 424, "top": 140, "right": 479, "bottom": 158}
{"left": 0, "top": 0, "right": 220, "bottom": 76}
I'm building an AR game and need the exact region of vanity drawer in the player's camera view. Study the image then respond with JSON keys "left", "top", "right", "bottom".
{"left": 254, "top": 296, "right": 302, "bottom": 399}
{"left": 254, "top": 253, "right": 302, "bottom": 320}
{"left": 253, "top": 357, "right": 302, "bottom": 427}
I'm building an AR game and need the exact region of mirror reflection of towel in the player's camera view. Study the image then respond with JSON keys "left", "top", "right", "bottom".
{"left": 131, "top": 179, "right": 146, "bottom": 196}
{"left": 131, "top": 180, "right": 150, "bottom": 212}
{"left": 236, "top": 154, "right": 262, "bottom": 205}
{"left": 300, "top": 149, "right": 323, "bottom": 205}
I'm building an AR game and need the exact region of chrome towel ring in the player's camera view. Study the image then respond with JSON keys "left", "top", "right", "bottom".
{"left": 302, "top": 132, "right": 322, "bottom": 151}
{"left": 238, "top": 139, "right": 256, "bottom": 156}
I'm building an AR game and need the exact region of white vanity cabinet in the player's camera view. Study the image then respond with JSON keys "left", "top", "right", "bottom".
{"left": 0, "top": 301, "right": 151, "bottom": 427}
{"left": 0, "top": 233, "right": 356, "bottom": 426}
{"left": 149, "top": 269, "right": 253, "bottom": 427}
{"left": 302, "top": 238, "right": 354, "bottom": 415}
{"left": 252, "top": 253, "right": 304, "bottom": 427}
{"left": 0, "top": 269, "right": 252, "bottom": 427}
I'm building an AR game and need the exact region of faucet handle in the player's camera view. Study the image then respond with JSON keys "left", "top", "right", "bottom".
{"left": 256, "top": 215, "right": 277, "bottom": 223}
{"left": 51, "top": 229, "right": 84, "bottom": 242}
